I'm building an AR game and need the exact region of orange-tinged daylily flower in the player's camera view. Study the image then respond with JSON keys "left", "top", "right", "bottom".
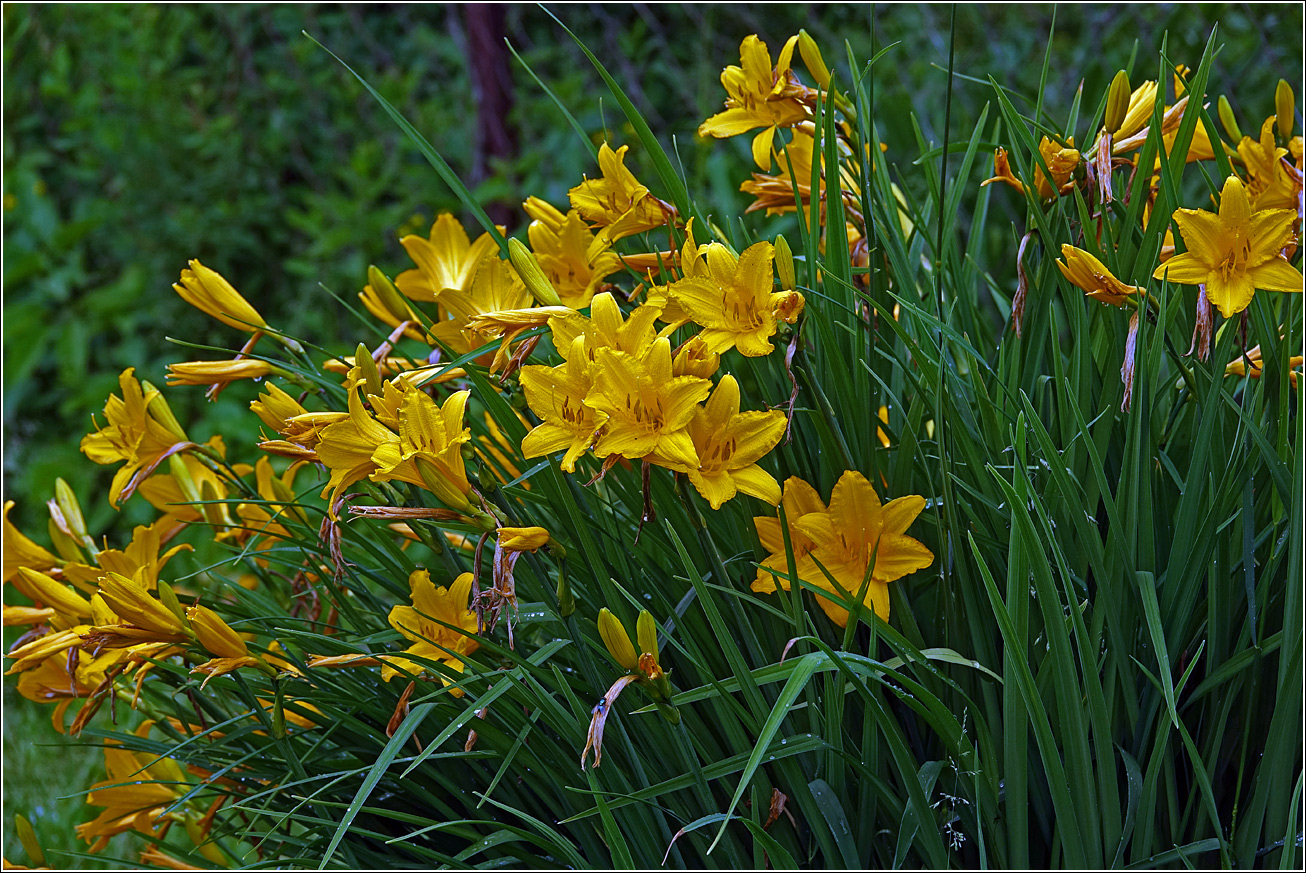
{"left": 520, "top": 336, "right": 605, "bottom": 473}
{"left": 585, "top": 338, "right": 710, "bottom": 472}
{"left": 1153, "top": 175, "right": 1303, "bottom": 317}
{"left": 1225, "top": 344, "right": 1303, "bottom": 389}
{"left": 699, "top": 34, "right": 812, "bottom": 170}
{"left": 1055, "top": 245, "right": 1146, "bottom": 306}
{"left": 1239, "top": 117, "right": 1299, "bottom": 212}
{"left": 740, "top": 124, "right": 819, "bottom": 216}
{"left": 172, "top": 259, "right": 267, "bottom": 332}
{"left": 751, "top": 471, "right": 933, "bottom": 627}
{"left": 80, "top": 369, "right": 196, "bottom": 508}
{"left": 523, "top": 197, "right": 625, "bottom": 309}
{"left": 666, "top": 239, "right": 802, "bottom": 356}
{"left": 676, "top": 375, "right": 786, "bottom": 509}
{"left": 395, "top": 213, "right": 501, "bottom": 303}
{"left": 982, "top": 137, "right": 1081, "bottom": 200}
{"left": 568, "top": 144, "right": 675, "bottom": 255}
{"left": 383, "top": 570, "right": 480, "bottom": 694}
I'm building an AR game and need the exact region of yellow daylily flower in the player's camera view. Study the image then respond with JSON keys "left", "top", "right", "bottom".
{"left": 138, "top": 447, "right": 244, "bottom": 536}
{"left": 1153, "top": 175, "right": 1303, "bottom": 317}
{"left": 752, "top": 472, "right": 933, "bottom": 627}
{"left": 370, "top": 388, "right": 474, "bottom": 512}
{"left": 63, "top": 517, "right": 191, "bottom": 593}
{"left": 671, "top": 335, "right": 722, "bottom": 379}
{"left": 1111, "top": 79, "right": 1159, "bottom": 140}
{"left": 676, "top": 375, "right": 786, "bottom": 509}
{"left": 1055, "top": 245, "right": 1146, "bottom": 307}
{"left": 429, "top": 256, "right": 534, "bottom": 361}
{"left": 3, "top": 500, "right": 60, "bottom": 583}
{"left": 667, "top": 240, "right": 802, "bottom": 356}
{"left": 520, "top": 336, "right": 605, "bottom": 473}
{"left": 568, "top": 144, "right": 674, "bottom": 255}
{"left": 383, "top": 570, "right": 480, "bottom": 694}
{"left": 315, "top": 387, "right": 396, "bottom": 512}
{"left": 80, "top": 369, "right": 196, "bottom": 508}
{"left": 77, "top": 741, "right": 188, "bottom": 852}
{"left": 1238, "top": 117, "right": 1299, "bottom": 212}
{"left": 556, "top": 291, "right": 664, "bottom": 369}
{"left": 395, "top": 213, "right": 501, "bottom": 303}
{"left": 699, "top": 34, "right": 812, "bottom": 170}
{"left": 524, "top": 197, "right": 624, "bottom": 309}
{"left": 496, "top": 526, "right": 551, "bottom": 552}
{"left": 584, "top": 338, "right": 710, "bottom": 472}
{"left": 172, "top": 259, "right": 267, "bottom": 332}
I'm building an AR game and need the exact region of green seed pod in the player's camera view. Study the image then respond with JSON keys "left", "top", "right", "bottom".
{"left": 1105, "top": 70, "right": 1131, "bottom": 135}
{"left": 1276, "top": 79, "right": 1294, "bottom": 139}
{"left": 508, "top": 238, "right": 563, "bottom": 307}
{"left": 1218, "top": 96, "right": 1243, "bottom": 142}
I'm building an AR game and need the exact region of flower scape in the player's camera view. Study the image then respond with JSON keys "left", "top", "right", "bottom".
{"left": 3, "top": 20, "right": 1302, "bottom": 872}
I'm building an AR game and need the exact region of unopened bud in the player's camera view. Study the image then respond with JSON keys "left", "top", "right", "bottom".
{"left": 556, "top": 572, "right": 575, "bottom": 618}
{"left": 797, "top": 30, "right": 831, "bottom": 90}
{"left": 52, "top": 479, "right": 89, "bottom": 545}
{"left": 1218, "top": 96, "right": 1242, "bottom": 141}
{"left": 636, "top": 609, "right": 658, "bottom": 659}
{"left": 1105, "top": 70, "right": 1131, "bottom": 135}
{"left": 1276, "top": 79, "right": 1294, "bottom": 139}
{"left": 774, "top": 234, "right": 796, "bottom": 291}
{"left": 367, "top": 265, "right": 413, "bottom": 324}
{"left": 508, "top": 238, "right": 563, "bottom": 307}
{"left": 355, "top": 343, "right": 383, "bottom": 399}
{"left": 141, "top": 381, "right": 189, "bottom": 442}
{"left": 157, "top": 580, "right": 188, "bottom": 624}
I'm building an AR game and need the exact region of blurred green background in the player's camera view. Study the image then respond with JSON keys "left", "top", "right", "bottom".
{"left": 3, "top": 3, "right": 1299, "bottom": 867}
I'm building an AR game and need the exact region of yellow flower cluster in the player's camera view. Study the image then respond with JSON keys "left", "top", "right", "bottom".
{"left": 983, "top": 68, "right": 1302, "bottom": 402}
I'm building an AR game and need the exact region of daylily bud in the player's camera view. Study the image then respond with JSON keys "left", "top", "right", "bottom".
{"left": 774, "top": 233, "right": 796, "bottom": 291}
{"left": 797, "top": 30, "right": 831, "bottom": 90}
{"left": 187, "top": 604, "right": 249, "bottom": 659}
{"left": 556, "top": 572, "right": 575, "bottom": 618}
{"left": 173, "top": 259, "right": 267, "bottom": 332}
{"left": 140, "top": 381, "right": 190, "bottom": 442}
{"left": 355, "top": 343, "right": 384, "bottom": 399}
{"left": 51, "top": 479, "right": 89, "bottom": 546}
{"left": 636, "top": 609, "right": 659, "bottom": 660}
{"left": 157, "top": 580, "right": 188, "bottom": 624}
{"left": 498, "top": 526, "right": 551, "bottom": 552}
{"left": 1276, "top": 79, "right": 1294, "bottom": 139}
{"left": 165, "top": 359, "right": 275, "bottom": 388}
{"left": 415, "top": 457, "right": 474, "bottom": 513}
{"left": 366, "top": 265, "right": 413, "bottom": 324}
{"left": 597, "top": 608, "right": 639, "bottom": 671}
{"left": 508, "top": 238, "right": 563, "bottom": 307}
{"left": 1218, "top": 96, "right": 1242, "bottom": 142}
{"left": 1105, "top": 70, "right": 1131, "bottom": 135}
